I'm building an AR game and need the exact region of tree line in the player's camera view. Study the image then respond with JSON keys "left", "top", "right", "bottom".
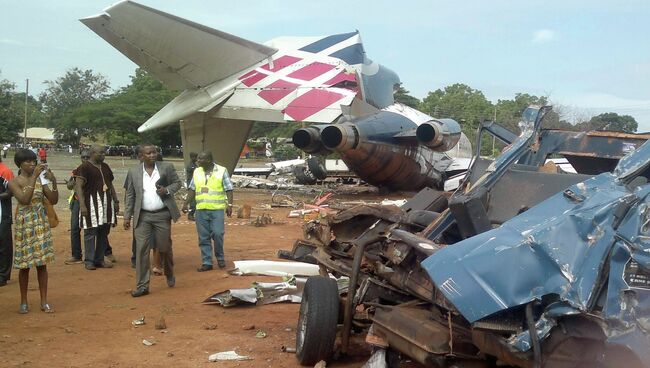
{"left": 0, "top": 68, "right": 639, "bottom": 150}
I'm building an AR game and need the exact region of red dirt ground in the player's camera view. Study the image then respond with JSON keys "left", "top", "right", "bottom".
{"left": 0, "top": 186, "right": 382, "bottom": 367}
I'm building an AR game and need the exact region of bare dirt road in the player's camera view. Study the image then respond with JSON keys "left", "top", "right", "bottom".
{"left": 0, "top": 154, "right": 378, "bottom": 367}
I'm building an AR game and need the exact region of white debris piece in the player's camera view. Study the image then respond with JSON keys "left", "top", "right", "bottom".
{"left": 230, "top": 260, "right": 320, "bottom": 277}
{"left": 132, "top": 316, "right": 146, "bottom": 326}
{"left": 208, "top": 350, "right": 253, "bottom": 362}
{"left": 380, "top": 199, "right": 407, "bottom": 207}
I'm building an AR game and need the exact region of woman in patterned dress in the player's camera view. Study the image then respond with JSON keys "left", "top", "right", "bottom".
{"left": 8, "top": 149, "right": 58, "bottom": 314}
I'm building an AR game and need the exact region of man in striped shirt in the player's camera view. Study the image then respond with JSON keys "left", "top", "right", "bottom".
{"left": 74, "top": 145, "right": 119, "bottom": 271}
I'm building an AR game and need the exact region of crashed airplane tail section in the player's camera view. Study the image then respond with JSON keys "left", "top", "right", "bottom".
{"left": 81, "top": 1, "right": 373, "bottom": 131}
{"left": 82, "top": 1, "right": 369, "bottom": 174}
{"left": 83, "top": 0, "right": 470, "bottom": 191}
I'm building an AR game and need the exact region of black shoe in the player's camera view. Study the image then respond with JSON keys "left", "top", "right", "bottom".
{"left": 217, "top": 260, "right": 226, "bottom": 269}
{"left": 131, "top": 288, "right": 149, "bottom": 297}
{"left": 166, "top": 275, "right": 176, "bottom": 288}
{"left": 85, "top": 264, "right": 97, "bottom": 270}
{"left": 188, "top": 213, "right": 195, "bottom": 221}
{"left": 196, "top": 264, "right": 213, "bottom": 272}
{"left": 0, "top": 279, "right": 7, "bottom": 287}
{"left": 95, "top": 261, "right": 113, "bottom": 269}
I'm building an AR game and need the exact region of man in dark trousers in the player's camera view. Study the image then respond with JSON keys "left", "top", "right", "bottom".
{"left": 182, "top": 152, "right": 198, "bottom": 221}
{"left": 124, "top": 143, "right": 181, "bottom": 297}
{"left": 186, "top": 151, "right": 233, "bottom": 271}
{"left": 75, "top": 145, "right": 119, "bottom": 270}
{"left": 66, "top": 149, "right": 115, "bottom": 265}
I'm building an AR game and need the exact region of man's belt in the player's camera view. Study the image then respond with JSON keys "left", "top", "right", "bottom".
{"left": 142, "top": 207, "right": 167, "bottom": 213}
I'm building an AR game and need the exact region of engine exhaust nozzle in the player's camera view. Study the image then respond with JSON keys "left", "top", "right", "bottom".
{"left": 293, "top": 126, "right": 325, "bottom": 154}
{"left": 321, "top": 124, "right": 358, "bottom": 151}
{"left": 416, "top": 118, "right": 461, "bottom": 152}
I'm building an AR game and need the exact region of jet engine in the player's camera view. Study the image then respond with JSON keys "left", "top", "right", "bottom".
{"left": 415, "top": 118, "right": 461, "bottom": 152}
{"left": 292, "top": 125, "right": 332, "bottom": 155}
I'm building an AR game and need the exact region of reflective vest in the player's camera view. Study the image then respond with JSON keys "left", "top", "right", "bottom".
{"left": 193, "top": 164, "right": 227, "bottom": 210}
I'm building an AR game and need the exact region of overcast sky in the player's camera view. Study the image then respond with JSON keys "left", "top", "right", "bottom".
{"left": 2, "top": 0, "right": 650, "bottom": 129}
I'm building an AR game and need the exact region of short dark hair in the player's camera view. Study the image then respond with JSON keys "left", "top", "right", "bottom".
{"left": 14, "top": 149, "right": 37, "bottom": 167}
{"left": 90, "top": 144, "right": 104, "bottom": 153}
{"left": 138, "top": 143, "right": 156, "bottom": 154}
{"left": 189, "top": 152, "right": 198, "bottom": 159}
{"left": 198, "top": 151, "right": 213, "bottom": 161}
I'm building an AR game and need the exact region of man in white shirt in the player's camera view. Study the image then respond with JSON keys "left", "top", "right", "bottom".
{"left": 123, "top": 144, "right": 182, "bottom": 297}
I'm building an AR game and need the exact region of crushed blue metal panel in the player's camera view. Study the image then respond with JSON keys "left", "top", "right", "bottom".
{"left": 423, "top": 172, "right": 628, "bottom": 322}
{"left": 614, "top": 135, "right": 650, "bottom": 179}
{"left": 423, "top": 138, "right": 650, "bottom": 363}
{"left": 602, "top": 182, "right": 650, "bottom": 364}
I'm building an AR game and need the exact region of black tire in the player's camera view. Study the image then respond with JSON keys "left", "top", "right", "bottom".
{"left": 293, "top": 165, "right": 317, "bottom": 185}
{"left": 295, "top": 276, "right": 339, "bottom": 366}
{"left": 307, "top": 157, "right": 328, "bottom": 180}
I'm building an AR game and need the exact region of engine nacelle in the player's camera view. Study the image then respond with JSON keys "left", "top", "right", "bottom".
{"left": 321, "top": 123, "right": 358, "bottom": 151}
{"left": 416, "top": 118, "right": 461, "bottom": 152}
{"left": 292, "top": 125, "right": 331, "bottom": 154}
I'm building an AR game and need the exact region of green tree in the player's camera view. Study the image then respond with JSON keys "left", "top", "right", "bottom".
{"left": 493, "top": 93, "right": 570, "bottom": 133}
{"left": 40, "top": 68, "right": 111, "bottom": 146}
{"left": 68, "top": 68, "right": 177, "bottom": 146}
{"left": 420, "top": 83, "right": 493, "bottom": 143}
{"left": 8, "top": 92, "right": 47, "bottom": 128}
{"left": 0, "top": 78, "right": 23, "bottom": 143}
{"left": 494, "top": 93, "right": 546, "bottom": 132}
{"left": 575, "top": 112, "right": 638, "bottom": 133}
{"left": 249, "top": 121, "right": 283, "bottom": 139}
{"left": 393, "top": 84, "right": 421, "bottom": 108}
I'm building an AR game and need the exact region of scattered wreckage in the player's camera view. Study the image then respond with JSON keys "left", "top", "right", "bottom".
{"left": 292, "top": 106, "right": 650, "bottom": 367}
{"left": 232, "top": 157, "right": 345, "bottom": 188}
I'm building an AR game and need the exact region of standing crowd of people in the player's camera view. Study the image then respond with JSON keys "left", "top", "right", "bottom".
{"left": 0, "top": 144, "right": 234, "bottom": 312}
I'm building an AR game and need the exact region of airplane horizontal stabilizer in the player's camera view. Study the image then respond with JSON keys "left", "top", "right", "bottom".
{"left": 80, "top": 0, "right": 277, "bottom": 91}
{"left": 137, "top": 88, "right": 233, "bottom": 132}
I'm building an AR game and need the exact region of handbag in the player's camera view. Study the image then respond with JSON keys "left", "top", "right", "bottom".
{"left": 44, "top": 197, "right": 59, "bottom": 228}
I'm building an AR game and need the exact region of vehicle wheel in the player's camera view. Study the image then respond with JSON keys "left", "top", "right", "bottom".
{"left": 293, "top": 165, "right": 317, "bottom": 185}
{"left": 295, "top": 276, "right": 339, "bottom": 366}
{"left": 307, "top": 157, "right": 328, "bottom": 180}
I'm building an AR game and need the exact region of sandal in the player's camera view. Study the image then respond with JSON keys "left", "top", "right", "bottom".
{"left": 19, "top": 303, "right": 29, "bottom": 314}
{"left": 40, "top": 303, "right": 53, "bottom": 313}
{"left": 152, "top": 267, "right": 163, "bottom": 276}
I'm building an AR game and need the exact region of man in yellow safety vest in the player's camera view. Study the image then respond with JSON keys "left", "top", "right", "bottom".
{"left": 186, "top": 151, "right": 233, "bottom": 271}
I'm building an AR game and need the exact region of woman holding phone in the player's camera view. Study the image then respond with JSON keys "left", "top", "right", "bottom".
{"left": 8, "top": 149, "right": 58, "bottom": 314}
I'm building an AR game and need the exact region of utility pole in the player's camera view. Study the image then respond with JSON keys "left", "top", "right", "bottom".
{"left": 23, "top": 78, "right": 29, "bottom": 147}
{"left": 492, "top": 106, "right": 496, "bottom": 155}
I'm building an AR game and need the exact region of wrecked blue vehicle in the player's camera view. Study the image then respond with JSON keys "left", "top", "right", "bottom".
{"left": 294, "top": 106, "right": 650, "bottom": 367}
